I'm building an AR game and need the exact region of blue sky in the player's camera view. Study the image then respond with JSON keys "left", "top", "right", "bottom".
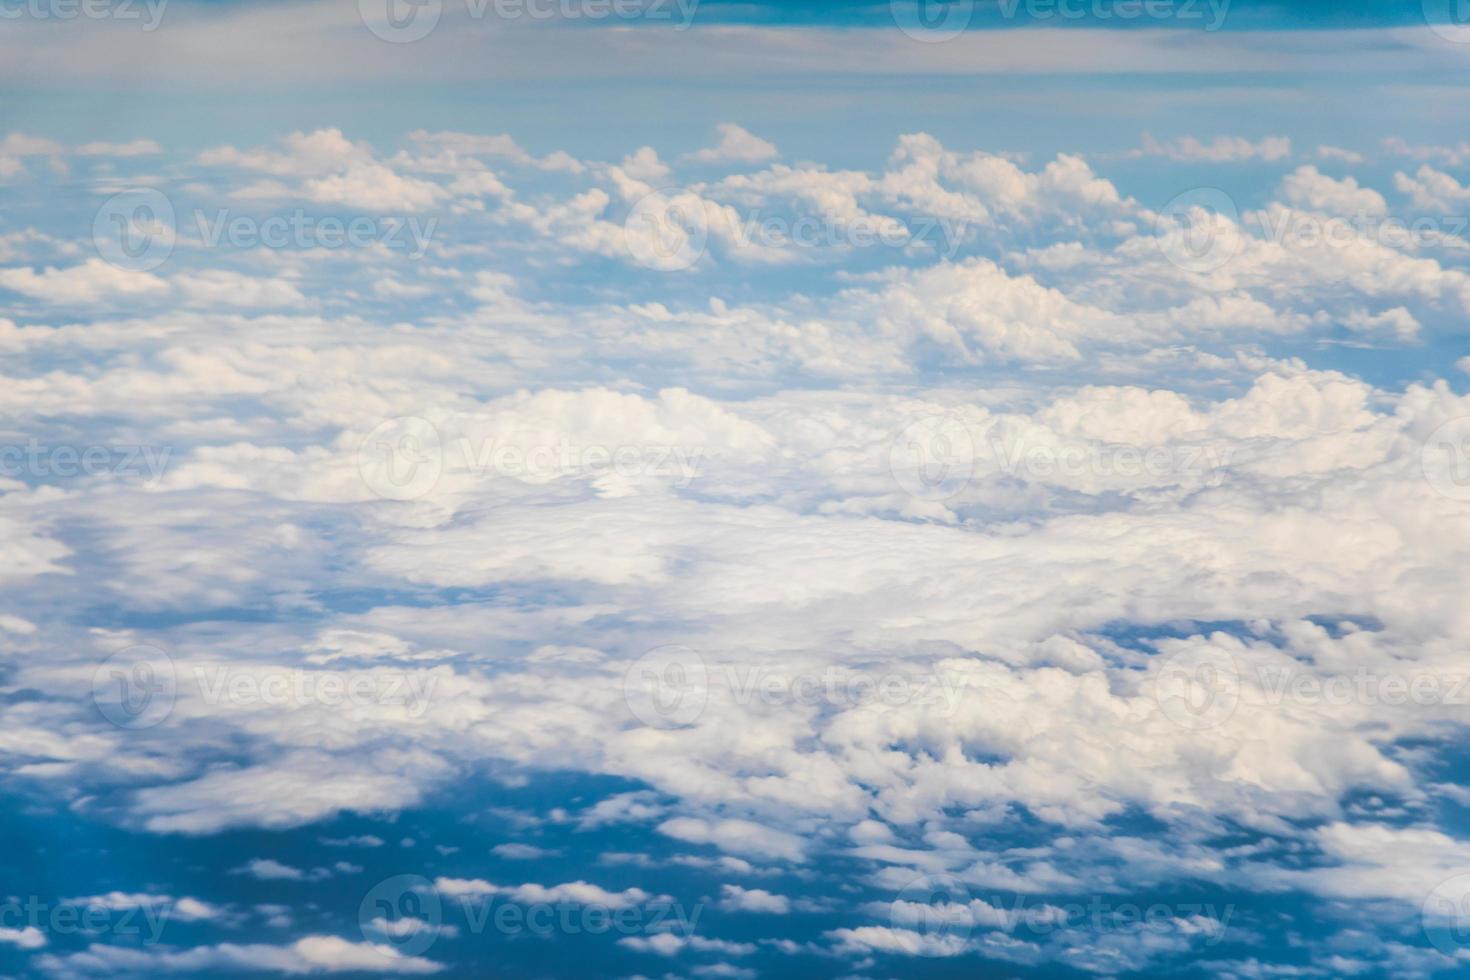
{"left": 3, "top": 2, "right": 1470, "bottom": 978}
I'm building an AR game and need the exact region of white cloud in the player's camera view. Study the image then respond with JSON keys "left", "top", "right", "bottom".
{"left": 658, "top": 818, "right": 807, "bottom": 863}
{"left": 0, "top": 926, "right": 46, "bottom": 949}
{"left": 717, "top": 884, "right": 790, "bottom": 914}
{"left": 1129, "top": 133, "right": 1292, "bottom": 162}
{"left": 1394, "top": 165, "right": 1470, "bottom": 213}
{"left": 685, "top": 123, "right": 779, "bottom": 165}
{"left": 491, "top": 843, "right": 559, "bottom": 859}
{"left": 432, "top": 878, "right": 662, "bottom": 908}
{"left": 35, "top": 936, "right": 443, "bottom": 975}
{"left": 617, "top": 933, "right": 756, "bottom": 956}
{"left": 232, "top": 859, "right": 312, "bottom": 881}
{"left": 1279, "top": 165, "right": 1386, "bottom": 217}
{"left": 0, "top": 259, "right": 168, "bottom": 305}
{"left": 173, "top": 271, "right": 305, "bottom": 309}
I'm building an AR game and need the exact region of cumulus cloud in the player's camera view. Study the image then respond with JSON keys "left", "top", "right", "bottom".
{"left": 0, "top": 259, "right": 168, "bottom": 304}
{"left": 685, "top": 123, "right": 779, "bottom": 165}
{"left": 6, "top": 123, "right": 1470, "bottom": 980}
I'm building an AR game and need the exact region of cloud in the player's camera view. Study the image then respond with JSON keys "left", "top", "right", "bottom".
{"left": 1278, "top": 165, "right": 1386, "bottom": 217}
{"left": 205, "top": 129, "right": 448, "bottom": 211}
{"left": 1317, "top": 145, "right": 1365, "bottom": 164}
{"left": 173, "top": 271, "right": 305, "bottom": 309}
{"left": 1128, "top": 133, "right": 1292, "bottom": 162}
{"left": 490, "top": 843, "right": 559, "bottom": 859}
{"left": 717, "top": 884, "right": 790, "bottom": 914}
{"left": 685, "top": 123, "right": 779, "bottom": 165}
{"left": 74, "top": 139, "right": 163, "bottom": 157}
{"left": 35, "top": 936, "right": 443, "bottom": 975}
{"left": 6, "top": 123, "right": 1470, "bottom": 980}
{"left": 1394, "top": 165, "right": 1470, "bottom": 213}
{"left": 63, "top": 893, "right": 227, "bottom": 922}
{"left": 617, "top": 933, "right": 756, "bottom": 957}
{"left": 0, "top": 926, "right": 47, "bottom": 949}
{"left": 231, "top": 859, "right": 315, "bottom": 881}
{"left": 658, "top": 818, "right": 807, "bottom": 863}
{"left": 0, "top": 259, "right": 168, "bottom": 305}
{"left": 432, "top": 878, "right": 663, "bottom": 908}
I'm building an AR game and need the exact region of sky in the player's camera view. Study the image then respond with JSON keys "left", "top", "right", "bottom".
{"left": 3, "top": 1, "right": 1470, "bottom": 978}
